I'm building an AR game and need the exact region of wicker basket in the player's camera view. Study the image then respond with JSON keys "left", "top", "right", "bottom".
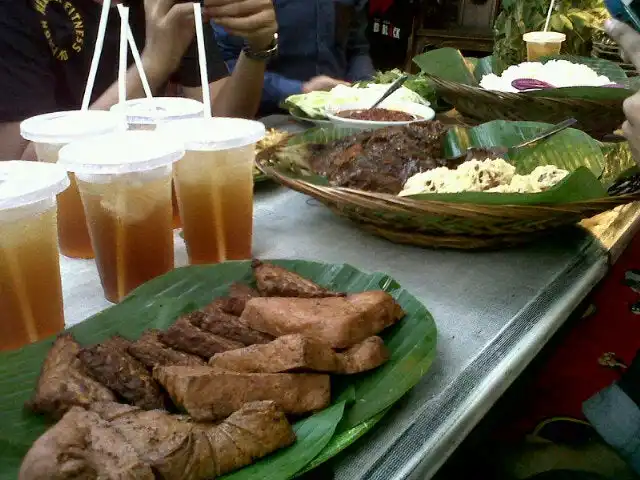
{"left": 425, "top": 74, "right": 626, "bottom": 140}
{"left": 257, "top": 161, "right": 640, "bottom": 250}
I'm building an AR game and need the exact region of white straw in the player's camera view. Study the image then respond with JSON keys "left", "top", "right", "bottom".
{"left": 544, "top": 0, "right": 556, "bottom": 32}
{"left": 117, "top": 5, "right": 129, "bottom": 104}
{"left": 193, "top": 3, "right": 211, "bottom": 118}
{"left": 81, "top": 0, "right": 111, "bottom": 110}
{"left": 121, "top": 9, "right": 152, "bottom": 99}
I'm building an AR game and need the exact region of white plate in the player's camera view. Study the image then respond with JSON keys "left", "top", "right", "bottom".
{"left": 325, "top": 101, "right": 436, "bottom": 131}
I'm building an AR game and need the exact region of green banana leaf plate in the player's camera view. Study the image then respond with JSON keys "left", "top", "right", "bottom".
{"left": 0, "top": 260, "right": 437, "bottom": 480}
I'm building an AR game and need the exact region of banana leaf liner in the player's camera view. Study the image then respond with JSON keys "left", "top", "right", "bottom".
{"left": 414, "top": 49, "right": 639, "bottom": 140}
{"left": 257, "top": 121, "right": 640, "bottom": 250}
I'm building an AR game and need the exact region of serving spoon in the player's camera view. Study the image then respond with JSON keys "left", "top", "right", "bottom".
{"left": 368, "top": 74, "right": 409, "bottom": 110}
{"left": 445, "top": 117, "right": 578, "bottom": 165}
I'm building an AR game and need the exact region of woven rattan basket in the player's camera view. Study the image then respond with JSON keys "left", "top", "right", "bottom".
{"left": 425, "top": 75, "right": 626, "bottom": 140}
{"left": 257, "top": 161, "right": 640, "bottom": 250}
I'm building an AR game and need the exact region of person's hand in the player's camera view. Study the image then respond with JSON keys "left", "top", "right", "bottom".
{"left": 203, "top": 0, "right": 278, "bottom": 51}
{"left": 142, "top": 0, "right": 197, "bottom": 79}
{"left": 302, "top": 76, "right": 349, "bottom": 93}
{"left": 605, "top": 18, "right": 640, "bottom": 159}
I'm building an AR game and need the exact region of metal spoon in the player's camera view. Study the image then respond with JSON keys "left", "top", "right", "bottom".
{"left": 368, "top": 74, "right": 409, "bottom": 110}
{"left": 445, "top": 118, "right": 578, "bottom": 165}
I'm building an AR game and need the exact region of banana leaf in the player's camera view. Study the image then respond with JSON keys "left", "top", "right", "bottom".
{"left": 413, "top": 48, "right": 635, "bottom": 100}
{"left": 269, "top": 120, "right": 608, "bottom": 205}
{"left": 0, "top": 260, "right": 437, "bottom": 480}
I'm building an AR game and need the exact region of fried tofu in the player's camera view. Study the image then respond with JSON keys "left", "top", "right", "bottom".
{"left": 241, "top": 291, "right": 401, "bottom": 348}
{"left": 26, "top": 334, "right": 116, "bottom": 419}
{"left": 209, "top": 334, "right": 389, "bottom": 374}
{"left": 188, "top": 309, "right": 274, "bottom": 346}
{"left": 252, "top": 259, "right": 345, "bottom": 298}
{"left": 159, "top": 317, "right": 244, "bottom": 358}
{"left": 128, "top": 330, "right": 206, "bottom": 368}
{"left": 154, "top": 365, "right": 331, "bottom": 421}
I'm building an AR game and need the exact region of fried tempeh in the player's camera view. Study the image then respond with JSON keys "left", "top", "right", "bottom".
{"left": 78, "top": 337, "right": 166, "bottom": 410}
{"left": 189, "top": 309, "right": 274, "bottom": 346}
{"left": 159, "top": 317, "right": 244, "bottom": 358}
{"left": 20, "top": 401, "right": 295, "bottom": 480}
{"left": 209, "top": 334, "right": 389, "bottom": 374}
{"left": 154, "top": 365, "right": 331, "bottom": 421}
{"left": 26, "top": 334, "right": 116, "bottom": 419}
{"left": 241, "top": 291, "right": 401, "bottom": 348}
{"left": 128, "top": 330, "right": 206, "bottom": 368}
{"left": 206, "top": 283, "right": 260, "bottom": 316}
{"left": 252, "top": 259, "right": 345, "bottom": 298}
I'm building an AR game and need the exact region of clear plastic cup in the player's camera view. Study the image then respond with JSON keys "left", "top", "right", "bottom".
{"left": 58, "top": 131, "right": 185, "bottom": 303}
{"left": 111, "top": 98, "right": 205, "bottom": 228}
{"left": 0, "top": 161, "right": 70, "bottom": 351}
{"left": 523, "top": 31, "right": 566, "bottom": 62}
{"left": 20, "top": 110, "right": 125, "bottom": 259}
{"left": 158, "top": 117, "right": 265, "bottom": 265}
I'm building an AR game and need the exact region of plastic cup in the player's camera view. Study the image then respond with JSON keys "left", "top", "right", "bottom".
{"left": 59, "top": 131, "right": 185, "bottom": 303}
{"left": 157, "top": 117, "right": 266, "bottom": 265}
{"left": 20, "top": 110, "right": 125, "bottom": 259}
{"left": 0, "top": 161, "right": 70, "bottom": 351}
{"left": 111, "top": 98, "right": 205, "bottom": 228}
{"left": 523, "top": 31, "right": 566, "bottom": 62}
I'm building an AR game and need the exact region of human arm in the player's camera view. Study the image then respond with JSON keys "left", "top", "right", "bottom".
{"left": 345, "top": 3, "right": 375, "bottom": 82}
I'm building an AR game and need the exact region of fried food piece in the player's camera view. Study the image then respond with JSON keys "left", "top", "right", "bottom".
{"left": 20, "top": 401, "right": 295, "bottom": 480}
{"left": 189, "top": 309, "right": 274, "bottom": 346}
{"left": 154, "top": 365, "right": 331, "bottom": 421}
{"left": 26, "top": 334, "right": 116, "bottom": 419}
{"left": 128, "top": 330, "right": 206, "bottom": 368}
{"left": 19, "top": 406, "right": 154, "bottom": 480}
{"left": 207, "top": 283, "right": 260, "bottom": 316}
{"left": 241, "top": 291, "right": 401, "bottom": 348}
{"left": 252, "top": 259, "right": 345, "bottom": 298}
{"left": 78, "top": 337, "right": 166, "bottom": 410}
{"left": 159, "top": 317, "right": 244, "bottom": 358}
{"left": 209, "top": 334, "right": 389, "bottom": 374}
{"left": 336, "top": 336, "right": 389, "bottom": 374}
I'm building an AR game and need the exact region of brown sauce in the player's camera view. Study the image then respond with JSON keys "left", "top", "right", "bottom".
{"left": 337, "top": 108, "right": 416, "bottom": 122}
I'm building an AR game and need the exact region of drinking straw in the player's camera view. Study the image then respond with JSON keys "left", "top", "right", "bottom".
{"left": 81, "top": 0, "right": 111, "bottom": 110}
{"left": 119, "top": 4, "right": 152, "bottom": 99}
{"left": 193, "top": 3, "right": 212, "bottom": 118}
{"left": 1, "top": 246, "right": 38, "bottom": 343}
{"left": 117, "top": 5, "right": 129, "bottom": 104}
{"left": 544, "top": 0, "right": 556, "bottom": 32}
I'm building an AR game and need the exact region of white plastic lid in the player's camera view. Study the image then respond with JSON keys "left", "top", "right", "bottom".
{"left": 110, "top": 97, "right": 205, "bottom": 125}
{"left": 158, "top": 117, "right": 266, "bottom": 151}
{"left": 20, "top": 110, "right": 125, "bottom": 144}
{"left": 523, "top": 31, "right": 566, "bottom": 43}
{"left": 0, "top": 161, "right": 70, "bottom": 210}
{"left": 58, "top": 131, "right": 185, "bottom": 175}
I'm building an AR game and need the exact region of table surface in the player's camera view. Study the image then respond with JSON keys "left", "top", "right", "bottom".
{"left": 61, "top": 180, "right": 640, "bottom": 479}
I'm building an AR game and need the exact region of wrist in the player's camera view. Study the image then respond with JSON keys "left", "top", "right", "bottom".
{"left": 140, "top": 51, "right": 174, "bottom": 89}
{"left": 247, "top": 34, "right": 276, "bottom": 52}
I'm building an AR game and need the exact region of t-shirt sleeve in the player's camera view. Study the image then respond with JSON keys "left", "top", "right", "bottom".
{"left": 0, "top": 3, "right": 57, "bottom": 122}
{"left": 172, "top": 22, "right": 229, "bottom": 88}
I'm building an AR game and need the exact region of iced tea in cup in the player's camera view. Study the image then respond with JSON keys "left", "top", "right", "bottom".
{"left": 523, "top": 32, "right": 566, "bottom": 61}
{"left": 59, "top": 131, "right": 185, "bottom": 303}
{"left": 111, "top": 98, "right": 205, "bottom": 227}
{"left": 159, "top": 118, "right": 265, "bottom": 265}
{"left": 0, "top": 161, "right": 70, "bottom": 351}
{"left": 20, "top": 110, "right": 124, "bottom": 259}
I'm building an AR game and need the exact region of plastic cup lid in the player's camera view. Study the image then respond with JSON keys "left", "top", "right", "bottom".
{"left": 58, "top": 131, "right": 185, "bottom": 175}
{"left": 110, "top": 97, "right": 205, "bottom": 125}
{"left": 20, "top": 110, "right": 125, "bottom": 144}
{"left": 0, "top": 161, "right": 70, "bottom": 210}
{"left": 157, "top": 117, "right": 266, "bottom": 151}
{"left": 523, "top": 31, "right": 566, "bottom": 43}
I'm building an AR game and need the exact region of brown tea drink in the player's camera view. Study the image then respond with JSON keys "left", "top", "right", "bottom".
{"left": 59, "top": 131, "right": 184, "bottom": 303}
{"left": 20, "top": 110, "right": 124, "bottom": 258}
{"left": 523, "top": 31, "right": 566, "bottom": 62}
{"left": 0, "top": 161, "right": 70, "bottom": 350}
{"left": 159, "top": 117, "right": 265, "bottom": 265}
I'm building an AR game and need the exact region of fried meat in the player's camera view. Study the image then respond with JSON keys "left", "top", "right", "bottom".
{"left": 128, "top": 330, "right": 206, "bottom": 368}
{"left": 252, "top": 260, "right": 345, "bottom": 298}
{"left": 188, "top": 309, "right": 274, "bottom": 346}
{"left": 159, "top": 317, "right": 244, "bottom": 358}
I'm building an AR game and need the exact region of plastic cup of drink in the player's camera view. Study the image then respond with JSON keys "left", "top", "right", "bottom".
{"left": 0, "top": 161, "right": 70, "bottom": 351}
{"left": 157, "top": 117, "right": 266, "bottom": 265}
{"left": 111, "top": 97, "right": 205, "bottom": 227}
{"left": 522, "top": 31, "right": 566, "bottom": 62}
{"left": 20, "top": 110, "right": 125, "bottom": 259}
{"left": 58, "top": 131, "right": 185, "bottom": 303}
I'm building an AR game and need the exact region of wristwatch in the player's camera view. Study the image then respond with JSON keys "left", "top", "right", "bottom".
{"left": 243, "top": 33, "right": 279, "bottom": 62}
